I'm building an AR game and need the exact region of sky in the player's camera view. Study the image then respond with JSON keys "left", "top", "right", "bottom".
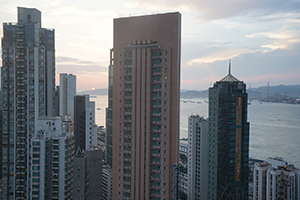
{"left": 0, "top": 0, "right": 300, "bottom": 92}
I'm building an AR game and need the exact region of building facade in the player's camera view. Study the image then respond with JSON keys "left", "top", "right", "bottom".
{"left": 74, "top": 95, "right": 96, "bottom": 150}
{"left": 207, "top": 62, "right": 250, "bottom": 199}
{"left": 59, "top": 73, "right": 76, "bottom": 121}
{"left": 31, "top": 117, "right": 74, "bottom": 200}
{"left": 253, "top": 157, "right": 300, "bottom": 200}
{"left": 73, "top": 146, "right": 103, "bottom": 200}
{"left": 1, "top": 7, "right": 55, "bottom": 199}
{"left": 102, "top": 165, "right": 112, "bottom": 200}
{"left": 187, "top": 115, "right": 208, "bottom": 200}
{"left": 108, "top": 12, "right": 181, "bottom": 199}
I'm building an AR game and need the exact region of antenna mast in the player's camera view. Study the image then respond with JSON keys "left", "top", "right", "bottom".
{"left": 229, "top": 58, "right": 231, "bottom": 75}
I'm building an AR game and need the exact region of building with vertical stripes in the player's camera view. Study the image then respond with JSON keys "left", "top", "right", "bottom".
{"left": 31, "top": 117, "right": 74, "bottom": 200}
{"left": 207, "top": 61, "right": 250, "bottom": 199}
{"left": 108, "top": 12, "right": 181, "bottom": 199}
{"left": 1, "top": 7, "right": 55, "bottom": 199}
{"left": 187, "top": 115, "right": 208, "bottom": 200}
{"left": 59, "top": 73, "right": 76, "bottom": 121}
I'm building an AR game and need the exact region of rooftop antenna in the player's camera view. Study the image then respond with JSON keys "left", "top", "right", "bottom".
{"left": 229, "top": 58, "right": 231, "bottom": 75}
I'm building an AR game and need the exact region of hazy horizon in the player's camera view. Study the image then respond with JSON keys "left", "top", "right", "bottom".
{"left": 1, "top": 1, "right": 300, "bottom": 91}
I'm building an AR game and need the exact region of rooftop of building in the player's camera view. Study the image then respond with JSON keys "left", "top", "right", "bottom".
{"left": 116, "top": 11, "right": 181, "bottom": 20}
{"left": 268, "top": 157, "right": 286, "bottom": 162}
{"left": 219, "top": 59, "right": 240, "bottom": 82}
{"left": 254, "top": 161, "right": 270, "bottom": 168}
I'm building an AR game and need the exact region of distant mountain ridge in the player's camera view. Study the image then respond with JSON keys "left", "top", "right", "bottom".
{"left": 78, "top": 84, "right": 300, "bottom": 98}
{"left": 77, "top": 88, "right": 108, "bottom": 95}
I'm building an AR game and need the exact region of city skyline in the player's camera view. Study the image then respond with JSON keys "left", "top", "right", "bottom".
{"left": 0, "top": 1, "right": 300, "bottom": 91}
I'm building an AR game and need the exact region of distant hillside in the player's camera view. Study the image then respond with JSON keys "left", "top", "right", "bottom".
{"left": 180, "top": 90, "right": 208, "bottom": 98}
{"left": 250, "top": 85, "right": 300, "bottom": 97}
{"left": 78, "top": 84, "right": 300, "bottom": 98}
{"left": 78, "top": 88, "right": 108, "bottom": 95}
{"left": 181, "top": 84, "right": 300, "bottom": 99}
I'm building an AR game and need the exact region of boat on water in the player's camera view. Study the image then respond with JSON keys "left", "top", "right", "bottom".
{"left": 197, "top": 102, "right": 201, "bottom": 104}
{"left": 183, "top": 101, "right": 187, "bottom": 103}
{"left": 90, "top": 96, "right": 97, "bottom": 98}
{"left": 97, "top": 108, "right": 101, "bottom": 110}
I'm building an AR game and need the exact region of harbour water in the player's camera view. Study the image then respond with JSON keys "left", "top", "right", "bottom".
{"left": 93, "top": 95, "right": 300, "bottom": 167}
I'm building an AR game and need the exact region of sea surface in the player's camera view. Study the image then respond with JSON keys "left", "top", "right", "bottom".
{"left": 92, "top": 95, "right": 300, "bottom": 167}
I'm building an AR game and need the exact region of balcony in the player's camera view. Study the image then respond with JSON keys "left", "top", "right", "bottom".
{"left": 124, "top": 174, "right": 131, "bottom": 178}
{"left": 124, "top": 151, "right": 131, "bottom": 155}
{"left": 151, "top": 170, "right": 161, "bottom": 174}
{"left": 52, "top": 165, "right": 59, "bottom": 170}
{"left": 152, "top": 80, "right": 162, "bottom": 84}
{"left": 151, "top": 153, "right": 161, "bottom": 158}
{"left": 124, "top": 73, "right": 131, "bottom": 77}
{"left": 124, "top": 112, "right": 132, "bottom": 116}
{"left": 124, "top": 181, "right": 131, "bottom": 185}
{"left": 124, "top": 135, "right": 131, "bottom": 139}
{"left": 150, "top": 193, "right": 161, "bottom": 198}
{"left": 152, "top": 89, "right": 162, "bottom": 92}
{"left": 152, "top": 105, "right": 161, "bottom": 109}
{"left": 52, "top": 153, "right": 59, "bottom": 158}
{"left": 151, "top": 113, "right": 161, "bottom": 117}
{"left": 151, "top": 137, "right": 161, "bottom": 142}
{"left": 124, "top": 120, "right": 132, "bottom": 123}
{"left": 124, "top": 189, "right": 131, "bottom": 194}
{"left": 151, "top": 129, "right": 161, "bottom": 133}
{"left": 124, "top": 89, "right": 132, "bottom": 92}
{"left": 151, "top": 176, "right": 160, "bottom": 182}
{"left": 150, "top": 146, "right": 161, "bottom": 150}
{"left": 124, "top": 143, "right": 131, "bottom": 147}
{"left": 151, "top": 121, "right": 161, "bottom": 125}
{"left": 152, "top": 72, "right": 162, "bottom": 76}
{"left": 124, "top": 96, "right": 132, "bottom": 100}
{"left": 125, "top": 81, "right": 132, "bottom": 84}
{"left": 151, "top": 64, "right": 162, "bottom": 68}
{"left": 124, "top": 127, "right": 131, "bottom": 131}
{"left": 150, "top": 186, "right": 160, "bottom": 190}
{"left": 124, "top": 65, "right": 132, "bottom": 69}
{"left": 151, "top": 97, "right": 161, "bottom": 101}
{"left": 124, "top": 166, "right": 131, "bottom": 170}
{"left": 124, "top": 158, "right": 131, "bottom": 162}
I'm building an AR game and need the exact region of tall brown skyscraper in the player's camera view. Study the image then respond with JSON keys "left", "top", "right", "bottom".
{"left": 107, "top": 12, "right": 181, "bottom": 199}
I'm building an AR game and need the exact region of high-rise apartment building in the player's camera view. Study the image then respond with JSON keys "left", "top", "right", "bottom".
{"left": 253, "top": 157, "right": 300, "bottom": 200}
{"left": 74, "top": 95, "right": 96, "bottom": 150}
{"left": 108, "top": 12, "right": 181, "bottom": 199}
{"left": 207, "top": 61, "right": 249, "bottom": 199}
{"left": 102, "top": 165, "right": 112, "bottom": 200}
{"left": 59, "top": 73, "right": 76, "bottom": 121}
{"left": 54, "top": 85, "right": 60, "bottom": 116}
{"left": 1, "top": 7, "right": 55, "bottom": 199}
{"left": 31, "top": 117, "right": 74, "bottom": 199}
{"left": 73, "top": 146, "right": 103, "bottom": 200}
{"left": 187, "top": 115, "right": 208, "bottom": 200}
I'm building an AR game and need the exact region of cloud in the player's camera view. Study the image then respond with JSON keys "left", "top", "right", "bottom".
{"left": 51, "top": 6, "right": 116, "bottom": 17}
{"left": 187, "top": 48, "right": 246, "bottom": 65}
{"left": 241, "top": 69, "right": 300, "bottom": 83}
{"left": 125, "top": 0, "right": 300, "bottom": 21}
{"left": 56, "top": 56, "right": 95, "bottom": 65}
{"left": 125, "top": 0, "right": 194, "bottom": 12}
{"left": 56, "top": 64, "right": 107, "bottom": 74}
{"left": 246, "top": 30, "right": 300, "bottom": 51}
{"left": 181, "top": 43, "right": 300, "bottom": 90}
